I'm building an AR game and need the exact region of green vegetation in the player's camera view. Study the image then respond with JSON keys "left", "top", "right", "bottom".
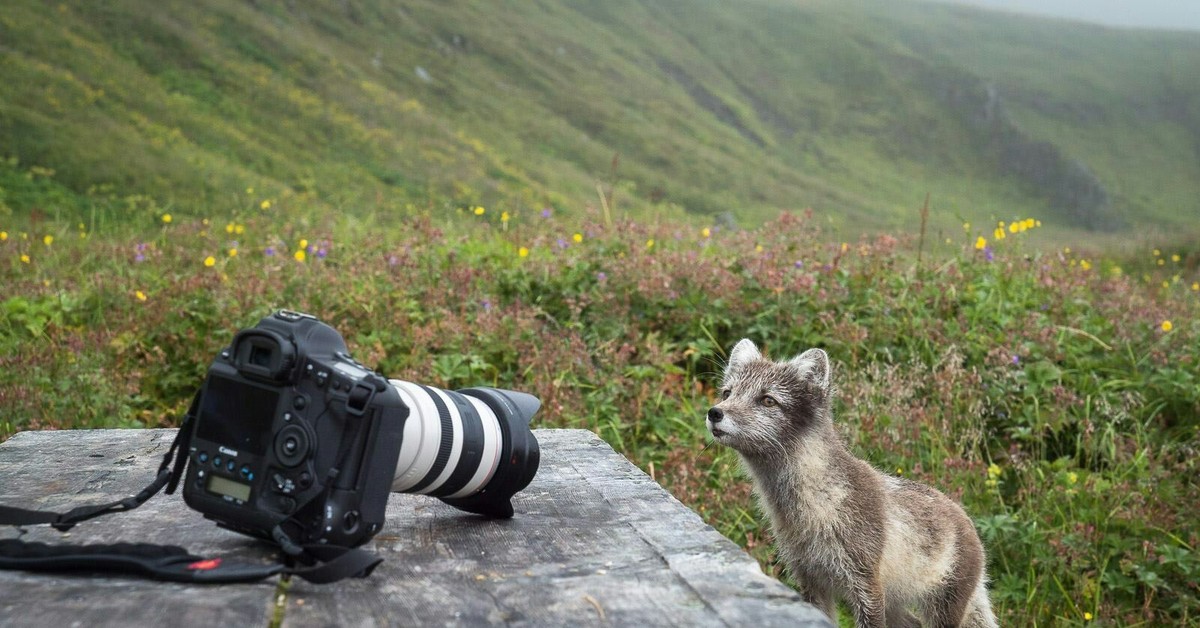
{"left": 3, "top": 1, "right": 1200, "bottom": 625}
{"left": 2, "top": 193, "right": 1198, "bottom": 624}
{"left": 2, "top": 0, "right": 1199, "bottom": 236}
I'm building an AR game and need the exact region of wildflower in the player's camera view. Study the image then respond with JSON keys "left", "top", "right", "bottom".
{"left": 235, "top": 224, "right": 245, "bottom": 235}
{"left": 701, "top": 227, "right": 711, "bottom": 239}
{"left": 204, "top": 256, "right": 216, "bottom": 267}
{"left": 316, "top": 247, "right": 327, "bottom": 259}
{"left": 794, "top": 260, "right": 804, "bottom": 269}
{"left": 541, "top": 208, "right": 552, "bottom": 218}
{"left": 896, "top": 468, "right": 903, "bottom": 476}
{"left": 161, "top": 213, "right": 172, "bottom": 224}
{"left": 1157, "top": 259, "right": 1165, "bottom": 266}
{"left": 1064, "top": 246, "right": 1071, "bottom": 254}
{"left": 20, "top": 254, "right": 30, "bottom": 264}
{"left": 1009, "top": 223, "right": 1019, "bottom": 234}
{"left": 246, "top": 187, "right": 254, "bottom": 195}
{"left": 1192, "top": 282, "right": 1198, "bottom": 291}
{"left": 43, "top": 235, "right": 53, "bottom": 246}
{"left": 1084, "top": 612, "right": 1093, "bottom": 621}
{"left": 1162, "top": 280, "right": 1169, "bottom": 289}
{"left": 1035, "top": 220, "right": 1042, "bottom": 227}
{"left": 556, "top": 238, "right": 568, "bottom": 249}
{"left": 573, "top": 233, "right": 583, "bottom": 243}
{"left": 1, "top": 231, "right": 8, "bottom": 241}
{"left": 1080, "top": 259, "right": 1092, "bottom": 271}
{"left": 1012, "top": 355, "right": 1020, "bottom": 365}
{"left": 975, "top": 236, "right": 986, "bottom": 250}
{"left": 473, "top": 206, "right": 485, "bottom": 216}
{"left": 1171, "top": 254, "right": 1180, "bottom": 263}
{"left": 518, "top": 246, "right": 529, "bottom": 258}
{"left": 1066, "top": 471, "right": 1078, "bottom": 485}
{"left": 501, "top": 211, "right": 510, "bottom": 223}
{"left": 962, "top": 222, "right": 970, "bottom": 232}
{"left": 260, "top": 200, "right": 271, "bottom": 210}
{"left": 228, "top": 248, "right": 238, "bottom": 258}
{"left": 294, "top": 250, "right": 306, "bottom": 262}
{"left": 645, "top": 239, "right": 654, "bottom": 250}
{"left": 985, "top": 246, "right": 994, "bottom": 262}
{"left": 299, "top": 239, "right": 308, "bottom": 250}
{"left": 840, "top": 242, "right": 848, "bottom": 253}
{"left": 755, "top": 244, "right": 763, "bottom": 253}
{"left": 226, "top": 223, "right": 235, "bottom": 234}
{"left": 596, "top": 271, "right": 607, "bottom": 282}
{"left": 1161, "top": 320, "right": 1173, "bottom": 332}
{"left": 265, "top": 247, "right": 276, "bottom": 257}
{"left": 993, "top": 228, "right": 1005, "bottom": 240}
{"left": 1153, "top": 248, "right": 1161, "bottom": 257}
{"left": 135, "top": 290, "right": 147, "bottom": 302}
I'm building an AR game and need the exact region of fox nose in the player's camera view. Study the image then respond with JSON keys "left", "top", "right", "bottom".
{"left": 707, "top": 407, "right": 724, "bottom": 423}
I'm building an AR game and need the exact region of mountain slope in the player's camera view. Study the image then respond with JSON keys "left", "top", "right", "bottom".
{"left": 1, "top": 0, "right": 1198, "bottom": 235}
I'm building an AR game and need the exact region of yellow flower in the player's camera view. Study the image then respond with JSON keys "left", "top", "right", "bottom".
{"left": 1192, "top": 282, "right": 1199, "bottom": 291}
{"left": 294, "top": 250, "right": 306, "bottom": 262}
{"left": 975, "top": 236, "right": 986, "bottom": 250}
{"left": 993, "top": 228, "right": 1006, "bottom": 240}
{"left": 1162, "top": 280, "right": 1170, "bottom": 289}
{"left": 235, "top": 224, "right": 245, "bottom": 235}
{"left": 1009, "top": 223, "right": 1019, "bottom": 234}
{"left": 0, "top": 231, "right": 6, "bottom": 241}
{"left": 645, "top": 239, "right": 655, "bottom": 250}
{"left": 246, "top": 187, "right": 254, "bottom": 195}
{"left": 225, "top": 223, "right": 234, "bottom": 234}
{"left": 501, "top": 211, "right": 510, "bottom": 223}
{"left": 1161, "top": 320, "right": 1173, "bottom": 332}
{"left": 518, "top": 246, "right": 529, "bottom": 258}
{"left": 840, "top": 242, "right": 848, "bottom": 253}
{"left": 204, "top": 256, "right": 216, "bottom": 267}
{"left": 1153, "top": 248, "right": 1161, "bottom": 257}
{"left": 161, "top": 213, "right": 172, "bottom": 224}
{"left": 473, "top": 206, "right": 485, "bottom": 216}
{"left": 1066, "top": 471, "right": 1078, "bottom": 485}
{"left": 43, "top": 234, "right": 53, "bottom": 246}
{"left": 573, "top": 233, "right": 583, "bottom": 243}
{"left": 987, "top": 463, "right": 1002, "bottom": 480}
{"left": 1080, "top": 259, "right": 1092, "bottom": 271}
{"left": 755, "top": 244, "right": 764, "bottom": 253}
{"left": 260, "top": 200, "right": 271, "bottom": 210}
{"left": 1171, "top": 254, "right": 1180, "bottom": 263}
{"left": 962, "top": 222, "right": 970, "bottom": 232}
{"left": 701, "top": 227, "right": 711, "bottom": 239}
{"left": 20, "top": 254, "right": 30, "bottom": 264}
{"left": 298, "top": 239, "right": 308, "bottom": 250}
{"left": 135, "top": 290, "right": 147, "bottom": 302}
{"left": 1035, "top": 220, "right": 1042, "bottom": 227}
{"left": 1157, "top": 259, "right": 1165, "bottom": 266}
{"left": 1084, "top": 611, "right": 1093, "bottom": 621}
{"left": 1064, "top": 246, "right": 1071, "bottom": 254}
{"left": 228, "top": 248, "right": 238, "bottom": 258}
{"left": 896, "top": 468, "right": 903, "bottom": 476}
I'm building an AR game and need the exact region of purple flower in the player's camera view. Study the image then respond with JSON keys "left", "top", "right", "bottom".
{"left": 794, "top": 260, "right": 804, "bottom": 269}
{"left": 556, "top": 238, "right": 568, "bottom": 249}
{"left": 388, "top": 255, "right": 399, "bottom": 266}
{"left": 265, "top": 247, "right": 276, "bottom": 257}
{"left": 984, "top": 246, "right": 994, "bottom": 262}
{"left": 596, "top": 272, "right": 607, "bottom": 282}
{"left": 317, "top": 248, "right": 328, "bottom": 259}
{"left": 1012, "top": 355, "right": 1020, "bottom": 365}
{"left": 481, "top": 299, "right": 492, "bottom": 311}
{"left": 541, "top": 208, "right": 553, "bottom": 218}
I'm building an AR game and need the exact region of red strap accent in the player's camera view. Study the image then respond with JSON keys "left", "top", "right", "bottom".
{"left": 187, "top": 558, "right": 222, "bottom": 571}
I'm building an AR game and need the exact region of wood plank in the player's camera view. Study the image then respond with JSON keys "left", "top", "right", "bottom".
{"left": 0, "top": 429, "right": 829, "bottom": 627}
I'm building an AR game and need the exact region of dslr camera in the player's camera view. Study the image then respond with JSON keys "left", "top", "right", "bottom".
{"left": 182, "top": 310, "right": 541, "bottom": 550}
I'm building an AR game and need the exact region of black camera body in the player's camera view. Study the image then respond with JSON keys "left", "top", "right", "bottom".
{"left": 182, "top": 310, "right": 407, "bottom": 548}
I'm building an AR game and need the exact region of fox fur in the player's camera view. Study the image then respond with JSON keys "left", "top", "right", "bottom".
{"left": 706, "top": 339, "right": 997, "bottom": 628}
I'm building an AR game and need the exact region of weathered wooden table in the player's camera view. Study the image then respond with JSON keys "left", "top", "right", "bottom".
{"left": 0, "top": 428, "right": 828, "bottom": 627}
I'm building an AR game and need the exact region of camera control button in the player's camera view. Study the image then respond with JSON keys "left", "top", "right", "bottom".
{"left": 197, "top": 451, "right": 209, "bottom": 464}
{"left": 293, "top": 396, "right": 307, "bottom": 410}
{"left": 212, "top": 455, "right": 222, "bottom": 468}
{"left": 278, "top": 496, "right": 296, "bottom": 514}
{"left": 315, "top": 371, "right": 329, "bottom": 386}
{"left": 298, "top": 471, "right": 312, "bottom": 488}
{"left": 226, "top": 460, "right": 236, "bottom": 472}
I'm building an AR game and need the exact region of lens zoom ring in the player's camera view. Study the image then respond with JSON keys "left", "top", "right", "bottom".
{"left": 408, "top": 385, "right": 454, "bottom": 493}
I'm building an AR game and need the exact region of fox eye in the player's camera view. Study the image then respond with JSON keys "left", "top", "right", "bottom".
{"left": 720, "top": 388, "right": 731, "bottom": 400}
{"left": 759, "top": 395, "right": 778, "bottom": 407}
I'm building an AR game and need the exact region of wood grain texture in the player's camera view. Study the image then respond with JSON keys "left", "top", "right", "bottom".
{"left": 0, "top": 429, "right": 828, "bottom": 627}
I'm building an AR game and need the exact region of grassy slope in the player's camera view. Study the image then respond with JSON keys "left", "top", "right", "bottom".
{"left": 2, "top": 0, "right": 1198, "bottom": 238}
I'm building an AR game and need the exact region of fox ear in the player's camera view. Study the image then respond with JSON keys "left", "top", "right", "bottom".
{"left": 789, "top": 348, "right": 831, "bottom": 395}
{"left": 727, "top": 339, "right": 761, "bottom": 369}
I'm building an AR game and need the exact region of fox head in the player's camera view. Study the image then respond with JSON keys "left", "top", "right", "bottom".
{"left": 706, "top": 339, "right": 834, "bottom": 457}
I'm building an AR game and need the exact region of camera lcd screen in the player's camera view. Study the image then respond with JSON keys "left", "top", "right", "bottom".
{"left": 207, "top": 474, "right": 252, "bottom": 502}
{"left": 195, "top": 375, "right": 279, "bottom": 455}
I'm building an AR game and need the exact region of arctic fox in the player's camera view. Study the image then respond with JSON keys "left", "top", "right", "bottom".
{"left": 706, "top": 339, "right": 997, "bottom": 628}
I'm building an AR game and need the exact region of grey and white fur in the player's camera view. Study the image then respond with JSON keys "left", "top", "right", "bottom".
{"left": 706, "top": 339, "right": 997, "bottom": 628}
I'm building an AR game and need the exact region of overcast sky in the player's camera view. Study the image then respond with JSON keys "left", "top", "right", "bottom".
{"left": 932, "top": 0, "right": 1200, "bottom": 32}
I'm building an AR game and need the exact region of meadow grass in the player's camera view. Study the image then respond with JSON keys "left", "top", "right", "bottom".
{"left": 1, "top": 198, "right": 1198, "bottom": 626}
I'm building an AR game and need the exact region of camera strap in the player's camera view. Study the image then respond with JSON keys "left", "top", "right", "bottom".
{"left": 0, "top": 395, "right": 382, "bottom": 584}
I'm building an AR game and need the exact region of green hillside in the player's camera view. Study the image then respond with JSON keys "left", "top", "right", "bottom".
{"left": 2, "top": 0, "right": 1199, "bottom": 235}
